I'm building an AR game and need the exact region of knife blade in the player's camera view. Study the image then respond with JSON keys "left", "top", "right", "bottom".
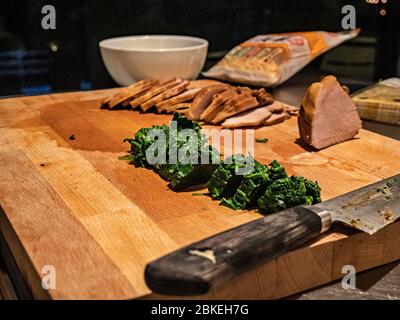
{"left": 145, "top": 174, "right": 400, "bottom": 296}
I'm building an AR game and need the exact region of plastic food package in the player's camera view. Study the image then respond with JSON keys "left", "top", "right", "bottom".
{"left": 203, "top": 29, "right": 360, "bottom": 87}
{"left": 352, "top": 78, "right": 400, "bottom": 126}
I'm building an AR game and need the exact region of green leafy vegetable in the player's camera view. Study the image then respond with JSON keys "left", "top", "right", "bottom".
{"left": 123, "top": 113, "right": 220, "bottom": 190}
{"left": 207, "top": 154, "right": 250, "bottom": 200}
{"left": 127, "top": 125, "right": 169, "bottom": 168}
{"left": 257, "top": 176, "right": 321, "bottom": 213}
{"left": 210, "top": 156, "right": 321, "bottom": 212}
{"left": 220, "top": 159, "right": 269, "bottom": 210}
{"left": 256, "top": 138, "right": 269, "bottom": 143}
{"left": 118, "top": 154, "right": 135, "bottom": 161}
{"left": 192, "top": 193, "right": 208, "bottom": 197}
{"left": 305, "top": 179, "right": 321, "bottom": 204}
{"left": 268, "top": 159, "right": 287, "bottom": 180}
{"left": 158, "top": 146, "right": 220, "bottom": 190}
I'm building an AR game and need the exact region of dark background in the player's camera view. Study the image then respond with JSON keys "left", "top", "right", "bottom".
{"left": 0, "top": 0, "right": 399, "bottom": 97}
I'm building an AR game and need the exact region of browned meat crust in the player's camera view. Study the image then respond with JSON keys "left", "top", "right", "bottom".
{"left": 141, "top": 80, "right": 189, "bottom": 111}
{"left": 156, "top": 88, "right": 200, "bottom": 112}
{"left": 186, "top": 85, "right": 229, "bottom": 120}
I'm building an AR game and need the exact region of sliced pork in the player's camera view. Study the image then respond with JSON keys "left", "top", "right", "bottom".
{"left": 141, "top": 80, "right": 189, "bottom": 111}
{"left": 120, "top": 81, "right": 160, "bottom": 107}
{"left": 252, "top": 88, "right": 273, "bottom": 106}
{"left": 283, "top": 104, "right": 300, "bottom": 116}
{"left": 267, "top": 103, "right": 284, "bottom": 113}
{"left": 156, "top": 88, "right": 200, "bottom": 112}
{"left": 200, "top": 88, "right": 238, "bottom": 121}
{"left": 186, "top": 85, "right": 229, "bottom": 120}
{"left": 187, "top": 79, "right": 225, "bottom": 89}
{"left": 221, "top": 105, "right": 273, "bottom": 128}
{"left": 101, "top": 79, "right": 149, "bottom": 106}
{"left": 164, "top": 103, "right": 192, "bottom": 114}
{"left": 298, "top": 75, "right": 362, "bottom": 149}
{"left": 99, "top": 78, "right": 300, "bottom": 129}
{"left": 264, "top": 111, "right": 290, "bottom": 126}
{"left": 266, "top": 101, "right": 297, "bottom": 114}
{"left": 104, "top": 79, "right": 158, "bottom": 109}
{"left": 129, "top": 78, "right": 180, "bottom": 109}
{"left": 210, "top": 93, "right": 260, "bottom": 124}
{"left": 236, "top": 86, "right": 253, "bottom": 94}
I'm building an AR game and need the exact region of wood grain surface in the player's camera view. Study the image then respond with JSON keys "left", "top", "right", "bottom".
{"left": 1, "top": 89, "right": 400, "bottom": 300}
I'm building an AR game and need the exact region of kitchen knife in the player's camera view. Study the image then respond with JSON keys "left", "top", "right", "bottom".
{"left": 145, "top": 174, "right": 400, "bottom": 296}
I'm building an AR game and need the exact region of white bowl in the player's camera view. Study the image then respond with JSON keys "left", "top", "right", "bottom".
{"left": 99, "top": 35, "right": 208, "bottom": 86}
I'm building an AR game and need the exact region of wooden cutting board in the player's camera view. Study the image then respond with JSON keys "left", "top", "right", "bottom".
{"left": 1, "top": 89, "right": 400, "bottom": 300}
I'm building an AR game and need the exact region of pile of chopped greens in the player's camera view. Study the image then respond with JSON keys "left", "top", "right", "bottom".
{"left": 122, "top": 113, "right": 220, "bottom": 190}
{"left": 121, "top": 113, "right": 321, "bottom": 212}
{"left": 207, "top": 156, "right": 321, "bottom": 213}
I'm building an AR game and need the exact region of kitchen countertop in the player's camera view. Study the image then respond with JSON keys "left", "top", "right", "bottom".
{"left": 1, "top": 68, "right": 399, "bottom": 300}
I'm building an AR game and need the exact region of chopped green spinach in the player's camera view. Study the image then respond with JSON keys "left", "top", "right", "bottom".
{"left": 207, "top": 154, "right": 251, "bottom": 200}
{"left": 122, "top": 113, "right": 220, "bottom": 190}
{"left": 257, "top": 176, "right": 321, "bottom": 213}
{"left": 211, "top": 157, "right": 320, "bottom": 212}
{"left": 256, "top": 138, "right": 269, "bottom": 143}
{"left": 220, "top": 159, "right": 269, "bottom": 210}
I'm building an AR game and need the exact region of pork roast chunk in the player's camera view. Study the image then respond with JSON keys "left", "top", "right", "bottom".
{"left": 298, "top": 75, "right": 362, "bottom": 149}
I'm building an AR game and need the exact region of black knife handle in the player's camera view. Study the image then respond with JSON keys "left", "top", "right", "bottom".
{"left": 145, "top": 206, "right": 331, "bottom": 296}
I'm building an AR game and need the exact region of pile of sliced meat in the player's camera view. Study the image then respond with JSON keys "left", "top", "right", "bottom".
{"left": 101, "top": 78, "right": 298, "bottom": 128}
